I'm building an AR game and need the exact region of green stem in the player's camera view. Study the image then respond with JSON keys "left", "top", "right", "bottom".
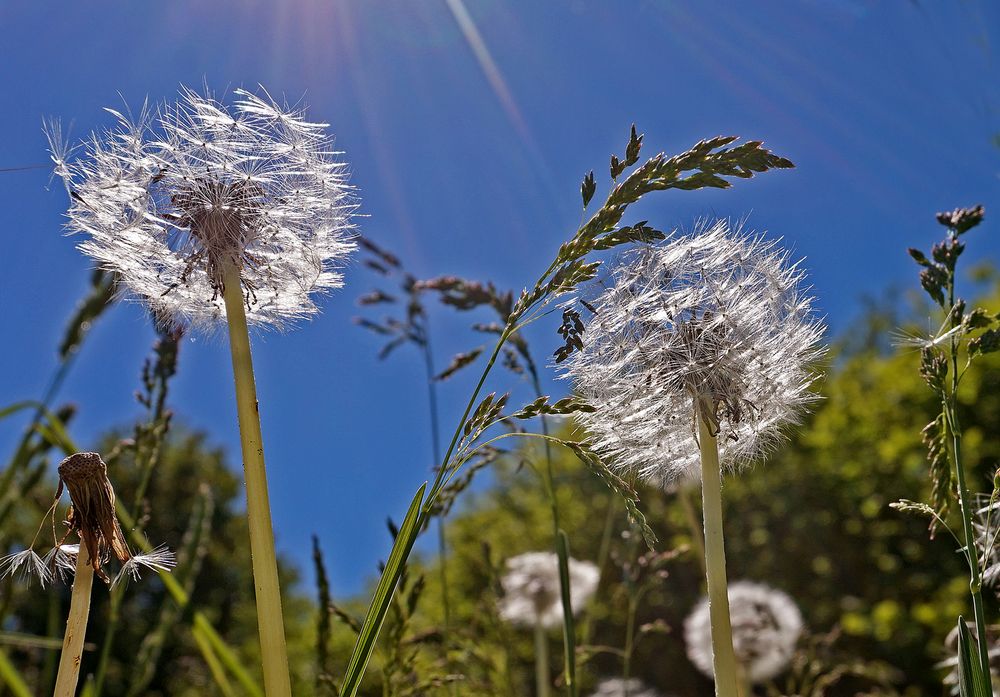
{"left": 678, "top": 485, "right": 707, "bottom": 577}
{"left": 697, "top": 405, "right": 739, "bottom": 697}
{"left": 534, "top": 622, "right": 550, "bottom": 697}
{"left": 530, "top": 372, "right": 577, "bottom": 697}
{"left": 945, "top": 271, "right": 992, "bottom": 675}
{"left": 221, "top": 264, "right": 292, "bottom": 697}
{"left": 622, "top": 594, "right": 636, "bottom": 686}
{"left": 53, "top": 544, "right": 94, "bottom": 697}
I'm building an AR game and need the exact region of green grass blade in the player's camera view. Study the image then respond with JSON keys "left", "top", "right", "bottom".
{"left": 957, "top": 616, "right": 992, "bottom": 697}
{"left": 340, "top": 483, "right": 427, "bottom": 697}
{"left": 116, "top": 501, "right": 263, "bottom": 697}
{"left": 556, "top": 530, "right": 577, "bottom": 697}
{"left": 0, "top": 648, "right": 32, "bottom": 697}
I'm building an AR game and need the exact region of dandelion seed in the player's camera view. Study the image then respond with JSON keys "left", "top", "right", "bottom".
{"left": 43, "top": 544, "right": 80, "bottom": 583}
{"left": 562, "top": 218, "right": 825, "bottom": 485}
{"left": 0, "top": 549, "right": 52, "bottom": 587}
{"left": 48, "top": 86, "right": 356, "bottom": 331}
{"left": 112, "top": 545, "right": 176, "bottom": 588}
{"left": 497, "top": 551, "right": 600, "bottom": 630}
{"left": 588, "top": 677, "right": 665, "bottom": 697}
{"left": 684, "top": 581, "right": 803, "bottom": 683}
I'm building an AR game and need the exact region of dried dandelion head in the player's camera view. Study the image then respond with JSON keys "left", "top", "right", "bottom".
{"left": 56, "top": 452, "right": 176, "bottom": 586}
{"left": 497, "top": 551, "right": 600, "bottom": 629}
{"left": 684, "top": 580, "right": 803, "bottom": 683}
{"left": 57, "top": 452, "right": 132, "bottom": 583}
{"left": 563, "top": 219, "right": 824, "bottom": 485}
{"left": 49, "top": 86, "right": 356, "bottom": 331}
{"left": 2, "top": 453, "right": 174, "bottom": 587}
{"left": 588, "top": 678, "right": 665, "bottom": 697}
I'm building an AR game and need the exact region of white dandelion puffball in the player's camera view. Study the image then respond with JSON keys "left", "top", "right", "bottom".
{"left": 563, "top": 219, "right": 824, "bottom": 485}
{"left": 497, "top": 551, "right": 600, "bottom": 629}
{"left": 684, "top": 581, "right": 803, "bottom": 683}
{"left": 49, "top": 86, "right": 356, "bottom": 330}
{"left": 588, "top": 677, "right": 665, "bottom": 697}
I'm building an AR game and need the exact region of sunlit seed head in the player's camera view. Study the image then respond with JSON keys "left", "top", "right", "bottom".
{"left": 684, "top": 580, "right": 803, "bottom": 683}
{"left": 48, "top": 85, "right": 357, "bottom": 331}
{"left": 562, "top": 219, "right": 825, "bottom": 485}
{"left": 497, "top": 551, "right": 600, "bottom": 630}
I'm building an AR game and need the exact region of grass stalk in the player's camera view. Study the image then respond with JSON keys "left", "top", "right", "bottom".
{"left": 534, "top": 622, "right": 550, "bottom": 697}
{"left": 221, "top": 263, "right": 292, "bottom": 697}
{"left": 945, "top": 274, "right": 992, "bottom": 674}
{"left": 53, "top": 544, "right": 94, "bottom": 697}
{"left": 697, "top": 405, "right": 739, "bottom": 697}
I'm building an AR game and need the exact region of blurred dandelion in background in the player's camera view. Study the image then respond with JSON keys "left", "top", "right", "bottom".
{"left": 684, "top": 580, "right": 804, "bottom": 684}
{"left": 587, "top": 677, "right": 666, "bottom": 697}
{"left": 498, "top": 551, "right": 600, "bottom": 629}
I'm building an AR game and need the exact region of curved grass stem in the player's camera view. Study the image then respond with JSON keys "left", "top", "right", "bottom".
{"left": 222, "top": 264, "right": 292, "bottom": 697}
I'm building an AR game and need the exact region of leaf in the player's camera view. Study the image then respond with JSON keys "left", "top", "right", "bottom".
{"left": 0, "top": 649, "right": 31, "bottom": 697}
{"left": 510, "top": 396, "right": 595, "bottom": 419}
{"left": 340, "top": 483, "right": 427, "bottom": 697}
{"left": 970, "top": 328, "right": 1000, "bottom": 359}
{"left": 581, "top": 170, "right": 596, "bottom": 208}
{"left": 907, "top": 248, "right": 931, "bottom": 268}
{"left": 434, "top": 348, "right": 484, "bottom": 381}
{"left": 624, "top": 124, "right": 643, "bottom": 166}
{"left": 956, "top": 617, "right": 992, "bottom": 697}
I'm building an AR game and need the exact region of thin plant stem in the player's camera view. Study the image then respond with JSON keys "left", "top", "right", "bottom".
{"left": 529, "top": 370, "right": 577, "bottom": 697}
{"left": 622, "top": 594, "right": 637, "bottom": 687}
{"left": 420, "top": 335, "right": 453, "bottom": 639}
{"left": 534, "top": 622, "right": 551, "bottom": 697}
{"left": 945, "top": 273, "right": 992, "bottom": 674}
{"left": 697, "top": 404, "right": 739, "bottom": 697}
{"left": 678, "top": 485, "right": 707, "bottom": 577}
{"left": 221, "top": 263, "right": 292, "bottom": 697}
{"left": 53, "top": 544, "right": 94, "bottom": 697}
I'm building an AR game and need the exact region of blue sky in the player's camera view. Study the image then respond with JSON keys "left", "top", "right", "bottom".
{"left": 1, "top": 1, "right": 998, "bottom": 596}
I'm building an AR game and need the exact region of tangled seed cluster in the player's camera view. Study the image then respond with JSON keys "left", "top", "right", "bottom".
{"left": 49, "top": 86, "right": 356, "bottom": 330}
{"left": 563, "top": 220, "right": 824, "bottom": 485}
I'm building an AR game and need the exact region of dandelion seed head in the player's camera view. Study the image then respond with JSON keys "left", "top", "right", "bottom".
{"left": 684, "top": 580, "right": 803, "bottom": 683}
{"left": 49, "top": 86, "right": 356, "bottom": 331}
{"left": 497, "top": 551, "right": 600, "bottom": 629}
{"left": 0, "top": 549, "right": 52, "bottom": 587}
{"left": 588, "top": 677, "right": 665, "bottom": 697}
{"left": 562, "top": 220, "right": 825, "bottom": 485}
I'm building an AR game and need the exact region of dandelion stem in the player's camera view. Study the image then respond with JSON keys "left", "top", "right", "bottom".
{"left": 221, "top": 263, "right": 292, "bottom": 697}
{"left": 53, "top": 543, "right": 93, "bottom": 697}
{"left": 697, "top": 404, "right": 739, "bottom": 697}
{"left": 534, "top": 622, "right": 550, "bottom": 697}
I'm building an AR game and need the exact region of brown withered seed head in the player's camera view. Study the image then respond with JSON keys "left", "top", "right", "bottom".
{"left": 57, "top": 452, "right": 132, "bottom": 584}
